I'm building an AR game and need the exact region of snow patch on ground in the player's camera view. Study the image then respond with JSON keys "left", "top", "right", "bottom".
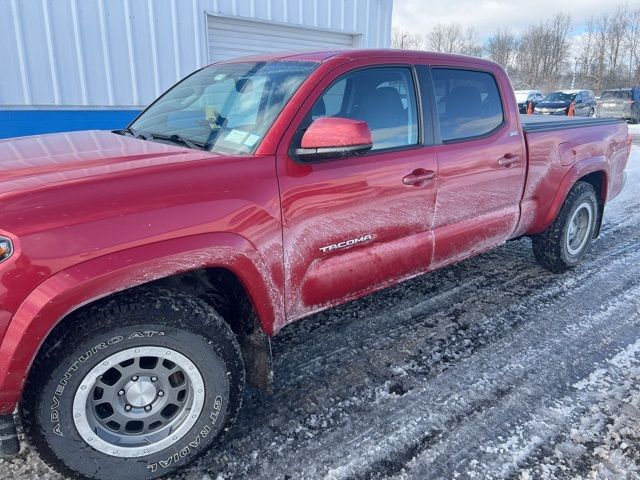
{"left": 515, "top": 338, "right": 640, "bottom": 479}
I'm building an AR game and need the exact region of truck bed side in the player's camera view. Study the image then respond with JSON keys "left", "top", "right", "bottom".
{"left": 514, "top": 116, "right": 630, "bottom": 237}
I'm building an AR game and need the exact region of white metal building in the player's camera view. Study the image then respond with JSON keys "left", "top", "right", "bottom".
{"left": 1, "top": 0, "right": 394, "bottom": 110}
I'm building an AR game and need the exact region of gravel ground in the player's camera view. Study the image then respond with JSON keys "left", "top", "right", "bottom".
{"left": 1, "top": 140, "right": 639, "bottom": 480}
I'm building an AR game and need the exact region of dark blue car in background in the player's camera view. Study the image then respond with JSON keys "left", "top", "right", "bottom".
{"left": 534, "top": 90, "right": 596, "bottom": 117}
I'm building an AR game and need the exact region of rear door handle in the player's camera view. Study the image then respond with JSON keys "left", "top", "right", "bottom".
{"left": 403, "top": 169, "right": 436, "bottom": 186}
{"left": 497, "top": 154, "right": 520, "bottom": 168}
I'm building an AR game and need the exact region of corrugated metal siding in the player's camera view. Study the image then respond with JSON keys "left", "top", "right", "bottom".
{"left": 207, "top": 15, "right": 357, "bottom": 63}
{"left": 0, "top": 0, "right": 393, "bottom": 108}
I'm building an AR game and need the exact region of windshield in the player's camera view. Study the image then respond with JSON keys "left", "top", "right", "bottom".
{"left": 130, "top": 61, "right": 317, "bottom": 154}
{"left": 600, "top": 90, "right": 632, "bottom": 100}
{"left": 514, "top": 92, "right": 529, "bottom": 102}
{"left": 543, "top": 92, "right": 576, "bottom": 103}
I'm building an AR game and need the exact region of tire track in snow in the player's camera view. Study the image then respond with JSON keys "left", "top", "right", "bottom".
{"left": 508, "top": 339, "right": 640, "bottom": 479}
{"left": 385, "top": 279, "right": 640, "bottom": 480}
{"left": 297, "top": 254, "right": 640, "bottom": 480}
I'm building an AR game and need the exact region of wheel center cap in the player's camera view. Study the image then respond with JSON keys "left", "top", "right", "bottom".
{"left": 125, "top": 379, "right": 157, "bottom": 407}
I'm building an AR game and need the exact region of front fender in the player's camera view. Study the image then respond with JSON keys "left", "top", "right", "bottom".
{"left": 542, "top": 155, "right": 609, "bottom": 229}
{"left": 0, "top": 232, "right": 282, "bottom": 413}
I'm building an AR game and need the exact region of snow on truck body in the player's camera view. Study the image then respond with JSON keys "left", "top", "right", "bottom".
{"left": 0, "top": 49, "right": 631, "bottom": 479}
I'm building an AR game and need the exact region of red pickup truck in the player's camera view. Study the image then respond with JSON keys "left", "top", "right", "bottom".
{"left": 0, "top": 50, "right": 630, "bottom": 479}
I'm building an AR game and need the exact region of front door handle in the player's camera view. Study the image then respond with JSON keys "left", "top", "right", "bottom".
{"left": 403, "top": 169, "right": 436, "bottom": 186}
{"left": 497, "top": 154, "right": 520, "bottom": 168}
{"left": 402, "top": 168, "right": 436, "bottom": 187}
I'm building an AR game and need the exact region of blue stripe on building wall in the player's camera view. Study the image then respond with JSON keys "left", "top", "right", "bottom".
{"left": 0, "top": 110, "right": 142, "bottom": 139}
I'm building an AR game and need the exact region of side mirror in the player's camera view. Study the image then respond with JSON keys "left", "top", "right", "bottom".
{"left": 295, "top": 117, "right": 373, "bottom": 162}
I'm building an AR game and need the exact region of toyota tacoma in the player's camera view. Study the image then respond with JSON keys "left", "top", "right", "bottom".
{"left": 0, "top": 49, "right": 631, "bottom": 479}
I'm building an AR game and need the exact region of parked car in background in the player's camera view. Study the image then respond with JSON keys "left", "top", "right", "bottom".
{"left": 534, "top": 90, "right": 597, "bottom": 117}
{"left": 514, "top": 90, "right": 544, "bottom": 113}
{"left": 595, "top": 88, "right": 640, "bottom": 123}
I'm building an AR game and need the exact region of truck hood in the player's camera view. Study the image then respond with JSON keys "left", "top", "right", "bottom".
{"left": 536, "top": 101, "right": 571, "bottom": 109}
{"left": 0, "top": 130, "right": 217, "bottom": 195}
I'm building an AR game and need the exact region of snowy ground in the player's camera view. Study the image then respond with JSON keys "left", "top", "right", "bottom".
{"left": 1, "top": 142, "right": 640, "bottom": 480}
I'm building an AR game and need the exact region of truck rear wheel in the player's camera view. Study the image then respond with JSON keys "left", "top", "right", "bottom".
{"left": 21, "top": 288, "right": 244, "bottom": 480}
{"left": 532, "top": 181, "right": 599, "bottom": 273}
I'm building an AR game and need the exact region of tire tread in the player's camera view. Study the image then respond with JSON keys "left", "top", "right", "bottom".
{"left": 532, "top": 181, "right": 598, "bottom": 273}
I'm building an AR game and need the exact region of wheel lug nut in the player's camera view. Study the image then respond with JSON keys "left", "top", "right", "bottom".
{"left": 144, "top": 405, "right": 152, "bottom": 412}
{"left": 118, "top": 390, "right": 125, "bottom": 396}
{"left": 131, "top": 376, "right": 138, "bottom": 381}
{"left": 158, "top": 391, "right": 164, "bottom": 397}
{"left": 125, "top": 405, "right": 132, "bottom": 412}
{"left": 151, "top": 376, "right": 158, "bottom": 382}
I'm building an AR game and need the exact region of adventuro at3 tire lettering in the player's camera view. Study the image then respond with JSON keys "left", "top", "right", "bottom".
{"left": 20, "top": 288, "right": 245, "bottom": 480}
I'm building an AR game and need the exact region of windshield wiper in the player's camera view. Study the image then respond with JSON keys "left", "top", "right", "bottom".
{"left": 148, "top": 133, "right": 205, "bottom": 151}
{"left": 121, "top": 126, "right": 147, "bottom": 139}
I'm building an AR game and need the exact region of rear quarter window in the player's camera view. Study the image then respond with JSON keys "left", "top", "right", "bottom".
{"left": 431, "top": 68, "right": 504, "bottom": 143}
{"left": 601, "top": 90, "right": 632, "bottom": 100}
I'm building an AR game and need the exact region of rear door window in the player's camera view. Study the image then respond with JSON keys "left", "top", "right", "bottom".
{"left": 601, "top": 90, "right": 632, "bottom": 101}
{"left": 431, "top": 68, "right": 504, "bottom": 142}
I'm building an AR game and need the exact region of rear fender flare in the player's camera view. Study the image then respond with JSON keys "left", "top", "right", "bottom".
{"left": 0, "top": 232, "right": 282, "bottom": 413}
{"left": 542, "top": 155, "right": 609, "bottom": 229}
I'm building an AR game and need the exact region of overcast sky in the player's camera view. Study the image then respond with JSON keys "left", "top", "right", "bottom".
{"left": 392, "top": 0, "right": 640, "bottom": 39}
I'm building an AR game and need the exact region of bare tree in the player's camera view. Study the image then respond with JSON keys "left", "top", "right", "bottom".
{"left": 627, "top": 8, "right": 640, "bottom": 86}
{"left": 591, "top": 13, "right": 611, "bottom": 92}
{"left": 392, "top": 2, "right": 639, "bottom": 93}
{"left": 462, "top": 27, "right": 484, "bottom": 57}
{"left": 516, "top": 13, "right": 572, "bottom": 90}
{"left": 577, "top": 5, "right": 638, "bottom": 92}
{"left": 391, "top": 28, "right": 424, "bottom": 50}
{"left": 427, "top": 23, "right": 482, "bottom": 56}
{"left": 486, "top": 28, "right": 519, "bottom": 72}
{"left": 428, "top": 23, "right": 461, "bottom": 53}
{"left": 606, "top": 5, "right": 629, "bottom": 86}
{"left": 577, "top": 17, "right": 597, "bottom": 87}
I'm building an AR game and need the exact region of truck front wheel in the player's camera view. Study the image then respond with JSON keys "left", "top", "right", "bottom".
{"left": 21, "top": 288, "right": 244, "bottom": 480}
{"left": 532, "top": 181, "right": 599, "bottom": 273}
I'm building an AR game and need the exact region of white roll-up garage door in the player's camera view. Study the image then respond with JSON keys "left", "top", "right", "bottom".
{"left": 207, "top": 15, "right": 358, "bottom": 63}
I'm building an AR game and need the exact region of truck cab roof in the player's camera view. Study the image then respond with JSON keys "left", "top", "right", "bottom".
{"left": 216, "top": 48, "right": 502, "bottom": 69}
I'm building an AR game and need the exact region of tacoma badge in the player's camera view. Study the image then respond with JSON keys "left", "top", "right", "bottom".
{"left": 320, "top": 234, "right": 374, "bottom": 253}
